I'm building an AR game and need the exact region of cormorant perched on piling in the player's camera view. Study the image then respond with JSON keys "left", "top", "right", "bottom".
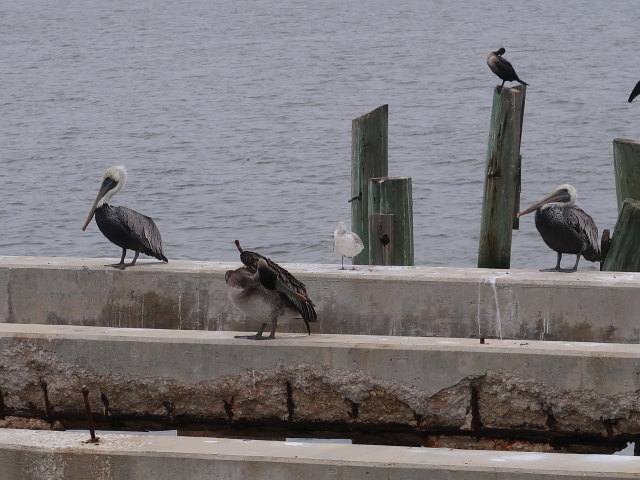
{"left": 629, "top": 80, "right": 640, "bottom": 103}
{"left": 82, "top": 166, "right": 168, "bottom": 269}
{"left": 226, "top": 240, "right": 317, "bottom": 339}
{"left": 487, "top": 48, "right": 529, "bottom": 90}
{"left": 517, "top": 184, "right": 600, "bottom": 272}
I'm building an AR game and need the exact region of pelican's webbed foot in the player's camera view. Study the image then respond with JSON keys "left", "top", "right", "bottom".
{"left": 234, "top": 323, "right": 277, "bottom": 340}
{"left": 234, "top": 333, "right": 275, "bottom": 340}
{"left": 111, "top": 262, "right": 140, "bottom": 270}
{"left": 109, "top": 248, "right": 129, "bottom": 269}
{"left": 540, "top": 252, "right": 567, "bottom": 272}
{"left": 540, "top": 253, "right": 580, "bottom": 273}
{"left": 540, "top": 267, "right": 576, "bottom": 273}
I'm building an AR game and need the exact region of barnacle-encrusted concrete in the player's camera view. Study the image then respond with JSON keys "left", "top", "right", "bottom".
{"left": 1, "top": 429, "right": 639, "bottom": 480}
{"left": 1, "top": 324, "right": 639, "bottom": 441}
{"left": 2, "top": 256, "right": 640, "bottom": 342}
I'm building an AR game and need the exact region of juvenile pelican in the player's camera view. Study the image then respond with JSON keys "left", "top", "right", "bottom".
{"left": 227, "top": 240, "right": 317, "bottom": 339}
{"left": 333, "top": 221, "right": 364, "bottom": 270}
{"left": 82, "top": 166, "right": 168, "bottom": 269}
{"left": 518, "top": 184, "right": 600, "bottom": 272}
{"left": 487, "top": 48, "right": 529, "bottom": 90}
{"left": 629, "top": 80, "right": 640, "bottom": 103}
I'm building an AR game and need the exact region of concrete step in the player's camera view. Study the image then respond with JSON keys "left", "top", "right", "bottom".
{"left": 1, "top": 256, "right": 640, "bottom": 342}
{"left": 0, "top": 429, "right": 638, "bottom": 479}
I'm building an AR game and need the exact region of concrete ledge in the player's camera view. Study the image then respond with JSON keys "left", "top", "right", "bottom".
{"left": 2, "top": 256, "right": 640, "bottom": 342}
{"left": 2, "top": 324, "right": 640, "bottom": 439}
{"left": 0, "top": 429, "right": 638, "bottom": 479}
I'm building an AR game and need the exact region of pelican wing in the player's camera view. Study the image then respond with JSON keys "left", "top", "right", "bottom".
{"left": 564, "top": 207, "right": 600, "bottom": 261}
{"left": 275, "top": 281, "right": 317, "bottom": 328}
{"left": 116, "top": 206, "right": 167, "bottom": 260}
{"left": 241, "top": 249, "right": 317, "bottom": 325}
{"left": 240, "top": 250, "right": 309, "bottom": 295}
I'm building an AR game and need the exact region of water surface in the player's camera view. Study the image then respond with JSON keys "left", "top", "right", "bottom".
{"left": 1, "top": 1, "right": 638, "bottom": 269}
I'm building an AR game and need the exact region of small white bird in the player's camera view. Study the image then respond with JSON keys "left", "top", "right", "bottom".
{"left": 333, "top": 221, "right": 364, "bottom": 270}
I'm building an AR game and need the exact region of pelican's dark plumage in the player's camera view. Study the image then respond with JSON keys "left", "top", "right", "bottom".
{"left": 226, "top": 240, "right": 317, "bottom": 340}
{"left": 518, "top": 184, "right": 600, "bottom": 272}
{"left": 487, "top": 47, "right": 529, "bottom": 89}
{"left": 82, "top": 166, "right": 167, "bottom": 269}
{"left": 629, "top": 80, "right": 640, "bottom": 103}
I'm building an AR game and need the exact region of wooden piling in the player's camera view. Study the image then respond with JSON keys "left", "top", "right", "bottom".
{"left": 601, "top": 199, "right": 640, "bottom": 272}
{"left": 613, "top": 138, "right": 640, "bottom": 212}
{"left": 368, "top": 177, "right": 414, "bottom": 266}
{"left": 369, "top": 214, "right": 394, "bottom": 266}
{"left": 351, "top": 105, "right": 389, "bottom": 265}
{"left": 477, "top": 85, "right": 526, "bottom": 269}
{"left": 599, "top": 228, "right": 611, "bottom": 271}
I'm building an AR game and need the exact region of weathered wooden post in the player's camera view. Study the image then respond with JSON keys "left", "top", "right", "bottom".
{"left": 601, "top": 199, "right": 640, "bottom": 271}
{"left": 351, "top": 105, "right": 388, "bottom": 265}
{"left": 599, "top": 138, "right": 640, "bottom": 270}
{"left": 369, "top": 214, "right": 394, "bottom": 265}
{"left": 368, "top": 177, "right": 414, "bottom": 266}
{"left": 613, "top": 138, "right": 640, "bottom": 212}
{"left": 477, "top": 85, "right": 526, "bottom": 269}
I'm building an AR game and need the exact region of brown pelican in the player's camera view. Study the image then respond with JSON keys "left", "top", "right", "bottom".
{"left": 517, "top": 184, "right": 600, "bottom": 272}
{"left": 629, "top": 80, "right": 640, "bottom": 103}
{"left": 82, "top": 166, "right": 168, "bottom": 269}
{"left": 226, "top": 240, "right": 317, "bottom": 339}
{"left": 333, "top": 221, "right": 364, "bottom": 270}
{"left": 487, "top": 48, "right": 529, "bottom": 90}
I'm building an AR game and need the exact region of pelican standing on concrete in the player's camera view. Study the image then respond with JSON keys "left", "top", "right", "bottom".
{"left": 82, "top": 166, "right": 168, "bottom": 269}
{"left": 517, "top": 184, "right": 600, "bottom": 272}
{"left": 333, "top": 221, "right": 364, "bottom": 270}
{"left": 487, "top": 48, "right": 529, "bottom": 90}
{"left": 629, "top": 80, "right": 640, "bottom": 103}
{"left": 226, "top": 240, "right": 317, "bottom": 339}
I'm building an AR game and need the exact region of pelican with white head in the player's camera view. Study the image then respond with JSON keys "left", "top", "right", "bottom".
{"left": 82, "top": 166, "right": 167, "bottom": 269}
{"left": 518, "top": 184, "right": 600, "bottom": 272}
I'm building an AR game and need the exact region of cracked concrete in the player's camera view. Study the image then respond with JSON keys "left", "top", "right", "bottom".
{"left": 1, "top": 325, "right": 639, "bottom": 442}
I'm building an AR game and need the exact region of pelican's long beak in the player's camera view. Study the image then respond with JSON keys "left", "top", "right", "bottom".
{"left": 82, "top": 183, "right": 111, "bottom": 231}
{"left": 517, "top": 189, "right": 569, "bottom": 218}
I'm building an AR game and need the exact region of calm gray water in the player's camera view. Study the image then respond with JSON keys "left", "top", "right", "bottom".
{"left": 1, "top": 0, "right": 639, "bottom": 268}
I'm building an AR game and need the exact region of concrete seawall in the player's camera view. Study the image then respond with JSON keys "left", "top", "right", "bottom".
{"left": 2, "top": 324, "right": 640, "bottom": 440}
{"left": 2, "top": 256, "right": 640, "bottom": 342}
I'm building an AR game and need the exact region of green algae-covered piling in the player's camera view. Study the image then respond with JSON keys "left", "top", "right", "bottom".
{"left": 368, "top": 177, "right": 414, "bottom": 266}
{"left": 351, "top": 105, "right": 388, "bottom": 265}
{"left": 601, "top": 198, "right": 640, "bottom": 272}
{"left": 478, "top": 85, "right": 526, "bottom": 269}
{"left": 613, "top": 138, "right": 640, "bottom": 212}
